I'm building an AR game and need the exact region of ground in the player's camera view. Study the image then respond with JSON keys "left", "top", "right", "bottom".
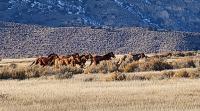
{"left": 1, "top": 79, "right": 200, "bottom": 111}
{"left": 0, "top": 54, "right": 200, "bottom": 111}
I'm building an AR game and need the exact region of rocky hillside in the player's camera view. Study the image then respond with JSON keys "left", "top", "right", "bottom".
{"left": 0, "top": 0, "right": 199, "bottom": 32}
{"left": 0, "top": 22, "right": 200, "bottom": 58}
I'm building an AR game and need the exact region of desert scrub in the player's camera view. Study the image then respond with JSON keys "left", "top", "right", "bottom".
{"left": 55, "top": 66, "right": 83, "bottom": 74}
{"left": 122, "top": 58, "right": 173, "bottom": 72}
{"left": 0, "top": 66, "right": 26, "bottom": 79}
{"left": 99, "top": 72, "right": 126, "bottom": 81}
{"left": 122, "top": 62, "right": 139, "bottom": 72}
{"left": 140, "top": 58, "right": 173, "bottom": 71}
{"left": 0, "top": 65, "right": 83, "bottom": 80}
{"left": 161, "top": 71, "right": 175, "bottom": 79}
{"left": 54, "top": 72, "right": 73, "bottom": 79}
{"left": 173, "top": 69, "right": 200, "bottom": 78}
{"left": 84, "top": 60, "right": 118, "bottom": 74}
{"left": 171, "top": 58, "right": 196, "bottom": 69}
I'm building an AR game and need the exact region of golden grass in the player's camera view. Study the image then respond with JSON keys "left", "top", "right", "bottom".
{"left": 0, "top": 53, "right": 199, "bottom": 80}
{"left": 1, "top": 79, "right": 200, "bottom": 111}
{"left": 84, "top": 60, "right": 119, "bottom": 74}
{"left": 122, "top": 58, "right": 173, "bottom": 73}
{"left": 0, "top": 65, "right": 83, "bottom": 80}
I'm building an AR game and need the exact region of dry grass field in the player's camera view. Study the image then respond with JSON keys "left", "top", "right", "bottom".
{"left": 1, "top": 79, "right": 200, "bottom": 111}
{"left": 0, "top": 52, "right": 200, "bottom": 111}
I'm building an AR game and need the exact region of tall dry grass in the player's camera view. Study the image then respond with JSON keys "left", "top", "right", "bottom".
{"left": 1, "top": 79, "right": 200, "bottom": 111}
{"left": 171, "top": 58, "right": 196, "bottom": 69}
{"left": 84, "top": 60, "right": 119, "bottom": 74}
{"left": 121, "top": 58, "right": 173, "bottom": 73}
{"left": 0, "top": 64, "right": 83, "bottom": 80}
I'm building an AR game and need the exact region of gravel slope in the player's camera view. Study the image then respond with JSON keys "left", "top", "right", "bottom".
{"left": 0, "top": 22, "right": 200, "bottom": 58}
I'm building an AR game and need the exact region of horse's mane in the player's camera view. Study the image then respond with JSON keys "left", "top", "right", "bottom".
{"left": 48, "top": 53, "right": 58, "bottom": 58}
{"left": 104, "top": 52, "right": 114, "bottom": 57}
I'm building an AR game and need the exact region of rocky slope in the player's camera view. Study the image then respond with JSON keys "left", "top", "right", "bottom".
{"left": 0, "top": 22, "right": 199, "bottom": 58}
{"left": 0, "top": 0, "right": 199, "bottom": 32}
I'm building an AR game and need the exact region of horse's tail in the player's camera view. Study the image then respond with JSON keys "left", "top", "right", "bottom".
{"left": 30, "top": 61, "right": 35, "bottom": 66}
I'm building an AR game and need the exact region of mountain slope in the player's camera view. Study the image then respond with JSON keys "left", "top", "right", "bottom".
{"left": 0, "top": 22, "right": 199, "bottom": 58}
{"left": 0, "top": 0, "right": 199, "bottom": 32}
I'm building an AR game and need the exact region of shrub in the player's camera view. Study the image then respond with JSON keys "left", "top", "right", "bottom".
{"left": 84, "top": 60, "right": 118, "bottom": 74}
{"left": 184, "top": 51, "right": 196, "bottom": 56}
{"left": 174, "top": 70, "right": 189, "bottom": 78}
{"left": 118, "top": 55, "right": 134, "bottom": 71}
{"left": 122, "top": 58, "right": 173, "bottom": 72}
{"left": 171, "top": 58, "right": 196, "bottom": 69}
{"left": 54, "top": 72, "right": 73, "bottom": 79}
{"left": 162, "top": 71, "right": 175, "bottom": 79}
{"left": 146, "top": 59, "right": 173, "bottom": 71}
{"left": 0, "top": 67, "right": 26, "bottom": 79}
{"left": 123, "top": 62, "right": 139, "bottom": 72}
{"left": 0, "top": 65, "right": 83, "bottom": 80}
{"left": 56, "top": 66, "right": 83, "bottom": 74}
{"left": 100, "top": 72, "right": 126, "bottom": 81}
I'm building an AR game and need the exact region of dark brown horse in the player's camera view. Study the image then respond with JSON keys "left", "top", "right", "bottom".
{"left": 90, "top": 52, "right": 115, "bottom": 65}
{"left": 131, "top": 53, "right": 147, "bottom": 61}
{"left": 30, "top": 53, "right": 59, "bottom": 67}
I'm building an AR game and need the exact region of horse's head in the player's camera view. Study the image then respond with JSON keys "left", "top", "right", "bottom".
{"left": 140, "top": 53, "right": 146, "bottom": 58}
{"left": 86, "top": 53, "right": 93, "bottom": 60}
{"left": 109, "top": 52, "right": 116, "bottom": 58}
{"left": 73, "top": 53, "right": 79, "bottom": 57}
{"left": 48, "top": 53, "right": 59, "bottom": 58}
{"left": 46, "top": 53, "right": 59, "bottom": 66}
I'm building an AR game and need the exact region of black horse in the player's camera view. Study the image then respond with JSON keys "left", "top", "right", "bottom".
{"left": 90, "top": 52, "right": 115, "bottom": 65}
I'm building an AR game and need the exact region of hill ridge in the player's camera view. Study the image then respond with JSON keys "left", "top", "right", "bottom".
{"left": 0, "top": 22, "right": 200, "bottom": 58}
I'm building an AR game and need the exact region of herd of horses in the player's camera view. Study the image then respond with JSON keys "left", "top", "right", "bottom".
{"left": 30, "top": 52, "right": 117, "bottom": 68}
{"left": 30, "top": 51, "right": 180, "bottom": 68}
{"left": 30, "top": 52, "right": 149, "bottom": 68}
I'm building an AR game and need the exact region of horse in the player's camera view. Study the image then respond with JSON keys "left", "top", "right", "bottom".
{"left": 78, "top": 53, "right": 93, "bottom": 67}
{"left": 30, "top": 53, "right": 59, "bottom": 67}
{"left": 54, "top": 53, "right": 81, "bottom": 68}
{"left": 130, "top": 53, "right": 147, "bottom": 61}
{"left": 90, "top": 52, "right": 115, "bottom": 65}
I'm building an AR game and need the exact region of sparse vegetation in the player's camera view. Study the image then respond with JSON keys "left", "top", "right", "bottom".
{"left": 84, "top": 60, "right": 119, "bottom": 74}
{"left": 1, "top": 79, "right": 200, "bottom": 111}
{"left": 171, "top": 58, "right": 196, "bottom": 69}
{"left": 0, "top": 65, "right": 83, "bottom": 80}
{"left": 121, "top": 58, "right": 173, "bottom": 73}
{"left": 0, "top": 52, "right": 200, "bottom": 111}
{"left": 0, "top": 51, "right": 200, "bottom": 80}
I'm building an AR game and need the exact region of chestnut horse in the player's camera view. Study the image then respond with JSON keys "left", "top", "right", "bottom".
{"left": 90, "top": 52, "right": 115, "bottom": 65}
{"left": 55, "top": 53, "right": 93, "bottom": 68}
{"left": 54, "top": 53, "right": 81, "bottom": 67}
{"left": 30, "top": 53, "right": 59, "bottom": 67}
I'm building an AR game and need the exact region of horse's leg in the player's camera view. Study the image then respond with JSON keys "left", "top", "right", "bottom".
{"left": 41, "top": 60, "right": 46, "bottom": 67}
{"left": 96, "top": 61, "right": 100, "bottom": 65}
{"left": 54, "top": 59, "right": 59, "bottom": 69}
{"left": 93, "top": 60, "right": 98, "bottom": 65}
{"left": 30, "top": 61, "right": 35, "bottom": 66}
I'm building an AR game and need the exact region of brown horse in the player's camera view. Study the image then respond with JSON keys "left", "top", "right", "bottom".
{"left": 78, "top": 53, "right": 93, "bottom": 67}
{"left": 90, "top": 52, "right": 115, "bottom": 65}
{"left": 55, "top": 53, "right": 93, "bottom": 68}
{"left": 130, "top": 53, "right": 147, "bottom": 61}
{"left": 54, "top": 53, "right": 82, "bottom": 68}
{"left": 30, "top": 53, "right": 59, "bottom": 67}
